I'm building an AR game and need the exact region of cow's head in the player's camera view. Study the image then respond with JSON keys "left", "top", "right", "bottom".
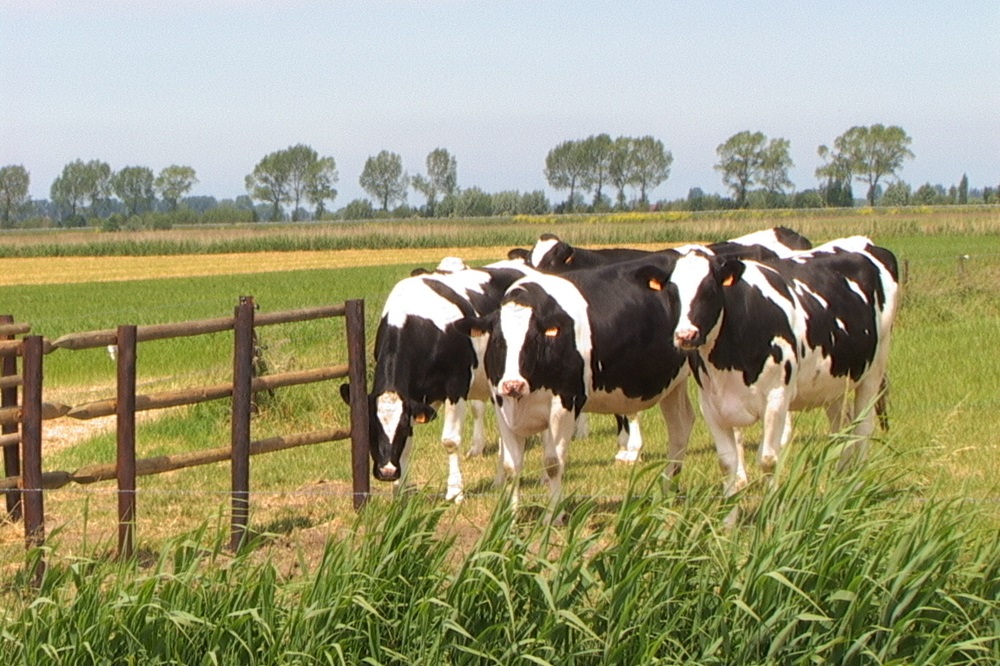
{"left": 339, "top": 383, "right": 436, "bottom": 482}
{"left": 530, "top": 234, "right": 576, "bottom": 272}
{"left": 637, "top": 250, "right": 744, "bottom": 351}
{"left": 452, "top": 279, "right": 584, "bottom": 406}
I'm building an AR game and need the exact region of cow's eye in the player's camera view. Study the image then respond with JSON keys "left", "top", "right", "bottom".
{"left": 544, "top": 326, "right": 560, "bottom": 338}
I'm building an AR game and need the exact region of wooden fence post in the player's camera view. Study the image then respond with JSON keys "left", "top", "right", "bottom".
{"left": 230, "top": 296, "right": 255, "bottom": 551}
{"left": 116, "top": 325, "right": 138, "bottom": 560}
{"left": 345, "top": 299, "right": 370, "bottom": 510}
{"left": 20, "top": 335, "right": 45, "bottom": 585}
{"left": 1, "top": 315, "right": 21, "bottom": 522}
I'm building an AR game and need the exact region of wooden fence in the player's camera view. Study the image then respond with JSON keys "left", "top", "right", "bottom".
{"left": 0, "top": 297, "right": 370, "bottom": 577}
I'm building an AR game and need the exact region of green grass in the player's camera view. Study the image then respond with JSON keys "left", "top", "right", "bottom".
{"left": 2, "top": 446, "right": 998, "bottom": 664}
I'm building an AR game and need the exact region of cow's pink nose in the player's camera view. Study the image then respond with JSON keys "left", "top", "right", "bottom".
{"left": 501, "top": 379, "right": 528, "bottom": 398}
{"left": 674, "top": 328, "right": 700, "bottom": 348}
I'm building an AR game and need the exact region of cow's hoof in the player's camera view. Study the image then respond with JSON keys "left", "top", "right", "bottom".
{"left": 614, "top": 450, "right": 639, "bottom": 463}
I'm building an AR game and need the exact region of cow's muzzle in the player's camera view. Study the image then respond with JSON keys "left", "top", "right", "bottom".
{"left": 373, "top": 462, "right": 400, "bottom": 482}
{"left": 500, "top": 379, "right": 529, "bottom": 399}
{"left": 674, "top": 327, "right": 702, "bottom": 350}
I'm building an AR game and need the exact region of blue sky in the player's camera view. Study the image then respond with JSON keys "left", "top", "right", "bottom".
{"left": 2, "top": 1, "right": 998, "bottom": 206}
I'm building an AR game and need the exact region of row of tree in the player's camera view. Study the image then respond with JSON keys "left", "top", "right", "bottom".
{"left": 1, "top": 123, "right": 997, "bottom": 228}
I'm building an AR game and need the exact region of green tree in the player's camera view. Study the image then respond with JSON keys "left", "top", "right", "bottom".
{"left": 278, "top": 144, "right": 337, "bottom": 221}
{"left": 958, "top": 173, "right": 969, "bottom": 205}
{"left": 544, "top": 140, "right": 588, "bottom": 212}
{"left": 629, "top": 135, "right": 673, "bottom": 206}
{"left": 608, "top": 137, "right": 637, "bottom": 208}
{"left": 0, "top": 164, "right": 30, "bottom": 228}
{"left": 815, "top": 144, "right": 855, "bottom": 207}
{"left": 245, "top": 150, "right": 292, "bottom": 221}
{"left": 715, "top": 131, "right": 766, "bottom": 207}
{"left": 881, "top": 181, "right": 912, "bottom": 206}
{"left": 154, "top": 165, "right": 198, "bottom": 211}
{"left": 914, "top": 182, "right": 942, "bottom": 205}
{"left": 826, "top": 124, "right": 914, "bottom": 206}
{"left": 112, "top": 166, "right": 156, "bottom": 217}
{"left": 306, "top": 156, "right": 338, "bottom": 219}
{"left": 757, "top": 137, "right": 795, "bottom": 196}
{"left": 579, "top": 134, "right": 614, "bottom": 208}
{"left": 360, "top": 150, "right": 409, "bottom": 211}
{"left": 50, "top": 159, "right": 112, "bottom": 220}
{"left": 412, "top": 148, "right": 457, "bottom": 216}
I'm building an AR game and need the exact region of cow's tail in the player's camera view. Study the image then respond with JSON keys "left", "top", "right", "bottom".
{"left": 875, "top": 374, "right": 890, "bottom": 431}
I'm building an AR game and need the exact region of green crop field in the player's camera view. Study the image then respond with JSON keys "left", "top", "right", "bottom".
{"left": 2, "top": 208, "right": 999, "bottom": 663}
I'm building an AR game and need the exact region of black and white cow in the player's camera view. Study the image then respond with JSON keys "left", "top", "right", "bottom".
{"left": 636, "top": 236, "right": 899, "bottom": 498}
{"left": 453, "top": 253, "right": 696, "bottom": 516}
{"left": 514, "top": 226, "right": 813, "bottom": 274}
{"left": 340, "top": 257, "right": 533, "bottom": 502}
{"left": 504, "top": 227, "right": 815, "bottom": 463}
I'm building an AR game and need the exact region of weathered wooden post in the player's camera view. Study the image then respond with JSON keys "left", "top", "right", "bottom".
{"left": 230, "top": 296, "right": 255, "bottom": 551}
{"left": 345, "top": 299, "right": 370, "bottom": 510}
{"left": 116, "top": 325, "right": 138, "bottom": 560}
{"left": 1, "top": 315, "right": 22, "bottom": 521}
{"left": 20, "top": 335, "right": 45, "bottom": 585}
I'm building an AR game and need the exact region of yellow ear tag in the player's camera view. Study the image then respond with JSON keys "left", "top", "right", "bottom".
{"left": 544, "top": 327, "right": 559, "bottom": 337}
{"left": 722, "top": 274, "right": 736, "bottom": 287}
{"left": 648, "top": 278, "right": 663, "bottom": 291}
{"left": 470, "top": 327, "right": 486, "bottom": 338}
{"left": 414, "top": 413, "right": 429, "bottom": 424}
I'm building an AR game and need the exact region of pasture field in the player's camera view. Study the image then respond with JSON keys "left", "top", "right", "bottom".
{"left": 2, "top": 208, "right": 999, "bottom": 662}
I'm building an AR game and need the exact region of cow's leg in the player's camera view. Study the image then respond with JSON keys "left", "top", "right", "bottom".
{"left": 394, "top": 435, "right": 416, "bottom": 497}
{"left": 759, "top": 389, "right": 791, "bottom": 481}
{"left": 659, "top": 387, "right": 695, "bottom": 480}
{"left": 441, "top": 399, "right": 466, "bottom": 502}
{"left": 825, "top": 394, "right": 849, "bottom": 435}
{"left": 542, "top": 407, "right": 577, "bottom": 524}
{"left": 465, "top": 399, "right": 488, "bottom": 457}
{"left": 574, "top": 412, "right": 590, "bottom": 439}
{"left": 614, "top": 414, "right": 644, "bottom": 463}
{"left": 839, "top": 372, "right": 884, "bottom": 470}
{"left": 701, "top": 398, "right": 747, "bottom": 498}
{"left": 492, "top": 410, "right": 526, "bottom": 510}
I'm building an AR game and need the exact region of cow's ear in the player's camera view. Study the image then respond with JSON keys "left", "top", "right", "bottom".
{"left": 410, "top": 403, "right": 437, "bottom": 424}
{"left": 449, "top": 314, "right": 493, "bottom": 338}
{"left": 507, "top": 247, "right": 531, "bottom": 263}
{"left": 339, "top": 383, "right": 352, "bottom": 405}
{"left": 635, "top": 265, "right": 671, "bottom": 292}
{"left": 410, "top": 267, "right": 431, "bottom": 277}
{"left": 718, "top": 259, "right": 746, "bottom": 287}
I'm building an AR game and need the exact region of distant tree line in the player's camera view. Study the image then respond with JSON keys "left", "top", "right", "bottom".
{"left": 1, "top": 123, "right": 998, "bottom": 229}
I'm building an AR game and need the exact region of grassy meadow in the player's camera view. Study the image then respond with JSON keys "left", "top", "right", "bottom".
{"left": 1, "top": 207, "right": 999, "bottom": 662}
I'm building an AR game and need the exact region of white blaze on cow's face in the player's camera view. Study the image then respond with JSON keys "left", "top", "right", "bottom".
{"left": 376, "top": 391, "right": 405, "bottom": 446}
{"left": 530, "top": 237, "right": 560, "bottom": 269}
{"left": 671, "top": 252, "right": 717, "bottom": 350}
{"left": 497, "top": 301, "right": 533, "bottom": 397}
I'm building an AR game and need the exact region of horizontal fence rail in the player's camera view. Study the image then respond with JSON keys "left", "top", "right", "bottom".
{"left": 0, "top": 298, "right": 369, "bottom": 573}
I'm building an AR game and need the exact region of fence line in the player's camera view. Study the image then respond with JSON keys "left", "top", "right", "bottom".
{"left": 0, "top": 297, "right": 369, "bottom": 576}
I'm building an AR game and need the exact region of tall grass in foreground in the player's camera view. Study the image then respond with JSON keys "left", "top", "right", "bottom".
{"left": 3, "top": 440, "right": 998, "bottom": 665}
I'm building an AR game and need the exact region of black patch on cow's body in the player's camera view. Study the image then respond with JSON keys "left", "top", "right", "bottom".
{"left": 703, "top": 275, "right": 798, "bottom": 386}
{"left": 768, "top": 247, "right": 893, "bottom": 381}
{"left": 422, "top": 280, "right": 478, "bottom": 320}
{"left": 374, "top": 316, "right": 478, "bottom": 405}
{"left": 536, "top": 243, "right": 655, "bottom": 273}
{"left": 773, "top": 226, "right": 814, "bottom": 251}
{"left": 564, "top": 256, "right": 688, "bottom": 401}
